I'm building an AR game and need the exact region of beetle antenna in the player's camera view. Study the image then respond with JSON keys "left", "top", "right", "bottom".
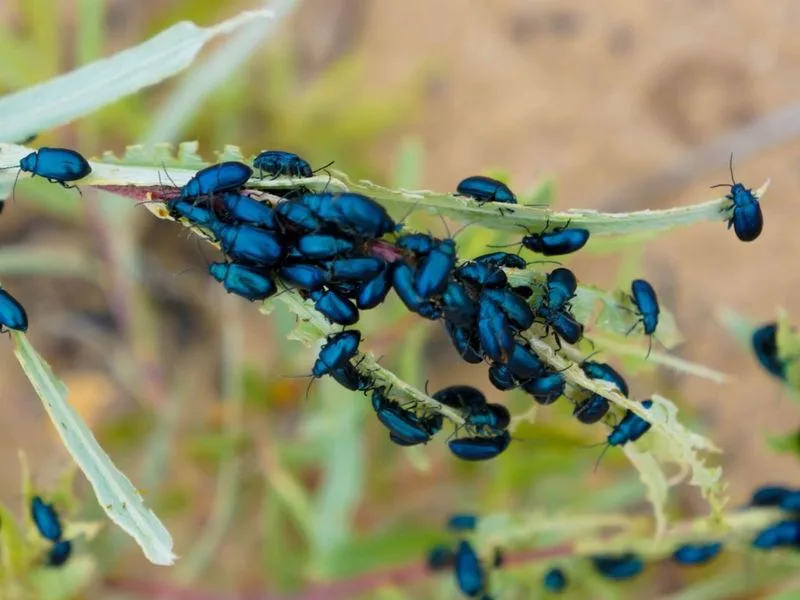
{"left": 593, "top": 443, "right": 611, "bottom": 473}
{"left": 311, "top": 160, "right": 335, "bottom": 175}
{"left": 728, "top": 152, "right": 736, "bottom": 185}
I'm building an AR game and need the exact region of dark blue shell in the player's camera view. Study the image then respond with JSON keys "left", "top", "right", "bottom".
{"left": 330, "top": 362, "right": 374, "bottom": 392}
{"left": 448, "top": 514, "right": 478, "bottom": 532}
{"left": 477, "top": 297, "right": 515, "bottom": 362}
{"left": 779, "top": 490, "right": 800, "bottom": 513}
{"left": 467, "top": 403, "right": 511, "bottom": 435}
{"left": 427, "top": 544, "right": 456, "bottom": 571}
{"left": 396, "top": 233, "right": 436, "bottom": 256}
{"left": 415, "top": 240, "right": 456, "bottom": 298}
{"left": 319, "top": 193, "right": 397, "bottom": 239}
{"left": 416, "top": 301, "right": 443, "bottom": 321}
{"left": 0, "top": 289, "right": 28, "bottom": 332}
{"left": 573, "top": 394, "right": 609, "bottom": 424}
{"left": 211, "top": 223, "right": 284, "bottom": 266}
{"left": 327, "top": 257, "right": 386, "bottom": 282}
{"left": 47, "top": 539, "right": 72, "bottom": 567}
{"left": 454, "top": 540, "right": 487, "bottom": 598}
{"left": 297, "top": 234, "right": 354, "bottom": 260}
{"left": 521, "top": 372, "right": 564, "bottom": 405}
{"left": 392, "top": 261, "right": 425, "bottom": 312}
{"left": 371, "top": 390, "right": 438, "bottom": 445}
{"left": 312, "top": 331, "right": 361, "bottom": 378}
{"left": 750, "top": 485, "right": 792, "bottom": 507}
{"left": 631, "top": 279, "right": 659, "bottom": 335}
{"left": 581, "top": 361, "right": 629, "bottom": 397}
{"left": 539, "top": 306, "right": 583, "bottom": 345}
{"left": 591, "top": 553, "right": 643, "bottom": 580}
{"left": 208, "top": 263, "right": 276, "bottom": 301}
{"left": 167, "top": 198, "right": 214, "bottom": 226}
{"left": 448, "top": 431, "right": 511, "bottom": 461}
{"left": 481, "top": 288, "right": 534, "bottom": 330}
{"left": 275, "top": 200, "right": 323, "bottom": 232}
{"left": 752, "top": 520, "right": 800, "bottom": 550}
{"left": 545, "top": 267, "right": 577, "bottom": 311}
{"left": 20, "top": 147, "right": 91, "bottom": 183}
{"left": 454, "top": 261, "right": 508, "bottom": 289}
{"left": 31, "top": 496, "right": 62, "bottom": 542}
{"left": 356, "top": 265, "right": 395, "bottom": 310}
{"left": 506, "top": 341, "right": 545, "bottom": 380}
{"left": 253, "top": 150, "right": 313, "bottom": 178}
{"left": 216, "top": 193, "right": 276, "bottom": 229}
{"left": 181, "top": 161, "right": 252, "bottom": 199}
{"left": 672, "top": 542, "right": 723, "bottom": 565}
{"left": 310, "top": 289, "right": 359, "bottom": 326}
{"left": 441, "top": 281, "right": 478, "bottom": 327}
{"left": 523, "top": 227, "right": 589, "bottom": 256}
{"left": 543, "top": 567, "right": 567, "bottom": 592}
{"left": 488, "top": 363, "right": 517, "bottom": 391}
{"left": 433, "top": 385, "right": 487, "bottom": 411}
{"left": 726, "top": 182, "right": 763, "bottom": 242}
{"left": 445, "top": 321, "right": 484, "bottom": 364}
{"left": 457, "top": 175, "right": 517, "bottom": 205}
{"left": 607, "top": 399, "right": 653, "bottom": 446}
{"left": 473, "top": 251, "right": 527, "bottom": 269}
{"left": 751, "top": 323, "right": 785, "bottom": 380}
{"left": 279, "top": 264, "right": 328, "bottom": 291}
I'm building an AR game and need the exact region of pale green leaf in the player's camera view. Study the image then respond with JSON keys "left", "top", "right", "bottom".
{"left": 29, "top": 556, "right": 96, "bottom": 600}
{"left": 12, "top": 332, "right": 176, "bottom": 566}
{"left": 145, "top": 0, "right": 298, "bottom": 144}
{"left": 0, "top": 8, "right": 280, "bottom": 142}
{"left": 622, "top": 446, "right": 668, "bottom": 539}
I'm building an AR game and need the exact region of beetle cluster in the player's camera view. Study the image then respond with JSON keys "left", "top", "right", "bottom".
{"left": 430, "top": 480, "right": 798, "bottom": 598}
{"left": 0, "top": 148, "right": 768, "bottom": 463}
{"left": 0, "top": 147, "right": 673, "bottom": 463}
{"left": 30, "top": 496, "right": 72, "bottom": 567}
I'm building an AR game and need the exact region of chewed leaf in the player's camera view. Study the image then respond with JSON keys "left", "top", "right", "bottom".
{"left": 12, "top": 333, "right": 176, "bottom": 565}
{"left": 1, "top": 141, "right": 769, "bottom": 238}
{"left": 623, "top": 446, "right": 668, "bottom": 539}
{"left": 643, "top": 395, "right": 727, "bottom": 518}
{"left": 598, "top": 289, "right": 683, "bottom": 350}
{"left": 505, "top": 268, "right": 683, "bottom": 347}
{"left": 0, "top": 9, "right": 280, "bottom": 143}
{"left": 271, "top": 288, "right": 467, "bottom": 427}
{"left": 525, "top": 335, "right": 726, "bottom": 518}
{"left": 335, "top": 171, "right": 771, "bottom": 237}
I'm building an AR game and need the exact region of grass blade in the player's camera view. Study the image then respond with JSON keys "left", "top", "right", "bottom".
{"left": 11, "top": 332, "right": 176, "bottom": 566}
{"left": 0, "top": 8, "right": 279, "bottom": 142}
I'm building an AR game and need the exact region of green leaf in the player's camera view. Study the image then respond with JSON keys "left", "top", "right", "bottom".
{"left": 622, "top": 447, "right": 668, "bottom": 539}
{"left": 144, "top": 1, "right": 298, "bottom": 144}
{"left": 28, "top": 556, "right": 96, "bottom": 600}
{"left": 0, "top": 502, "right": 28, "bottom": 582}
{"left": 0, "top": 8, "right": 281, "bottom": 142}
{"left": 337, "top": 172, "right": 771, "bottom": 237}
{"left": 11, "top": 332, "right": 175, "bottom": 566}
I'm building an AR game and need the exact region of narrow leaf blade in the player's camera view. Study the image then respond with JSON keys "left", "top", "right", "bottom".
{"left": 0, "top": 9, "right": 278, "bottom": 141}
{"left": 12, "top": 332, "right": 176, "bottom": 565}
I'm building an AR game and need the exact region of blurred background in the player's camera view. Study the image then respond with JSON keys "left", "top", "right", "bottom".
{"left": 2, "top": 0, "right": 800, "bottom": 598}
